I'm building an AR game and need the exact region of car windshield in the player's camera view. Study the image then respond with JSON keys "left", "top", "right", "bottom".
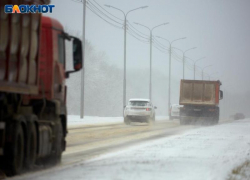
{"left": 129, "top": 101, "right": 149, "bottom": 106}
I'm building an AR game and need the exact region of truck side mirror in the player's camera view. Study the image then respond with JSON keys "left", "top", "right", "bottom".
{"left": 220, "top": 90, "right": 223, "bottom": 100}
{"left": 73, "top": 38, "right": 83, "bottom": 71}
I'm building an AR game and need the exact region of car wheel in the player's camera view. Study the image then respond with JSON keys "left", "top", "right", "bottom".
{"left": 147, "top": 118, "right": 154, "bottom": 126}
{"left": 124, "top": 117, "right": 130, "bottom": 125}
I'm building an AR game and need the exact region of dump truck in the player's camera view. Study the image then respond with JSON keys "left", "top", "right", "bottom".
{"left": 0, "top": 0, "right": 82, "bottom": 175}
{"left": 179, "top": 80, "right": 223, "bottom": 125}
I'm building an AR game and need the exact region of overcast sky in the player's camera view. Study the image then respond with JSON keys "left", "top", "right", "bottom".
{"left": 47, "top": 0, "right": 250, "bottom": 94}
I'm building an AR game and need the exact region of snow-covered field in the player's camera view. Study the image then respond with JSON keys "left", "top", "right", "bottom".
{"left": 25, "top": 118, "right": 250, "bottom": 180}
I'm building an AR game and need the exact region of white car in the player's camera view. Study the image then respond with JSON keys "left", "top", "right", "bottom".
{"left": 124, "top": 99, "right": 157, "bottom": 125}
{"left": 169, "top": 104, "right": 183, "bottom": 120}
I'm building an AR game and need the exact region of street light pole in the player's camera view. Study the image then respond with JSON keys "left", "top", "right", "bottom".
{"left": 134, "top": 22, "right": 169, "bottom": 101}
{"left": 202, "top": 65, "right": 213, "bottom": 80}
{"left": 124, "top": 14, "right": 127, "bottom": 113}
{"left": 80, "top": 0, "right": 87, "bottom": 119}
{"left": 105, "top": 5, "right": 148, "bottom": 114}
{"left": 156, "top": 36, "right": 186, "bottom": 116}
{"left": 149, "top": 30, "right": 152, "bottom": 101}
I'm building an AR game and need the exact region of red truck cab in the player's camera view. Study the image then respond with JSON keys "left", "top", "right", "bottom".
{"left": 0, "top": 1, "right": 82, "bottom": 176}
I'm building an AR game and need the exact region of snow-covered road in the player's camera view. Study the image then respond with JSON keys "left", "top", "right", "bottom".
{"left": 16, "top": 118, "right": 250, "bottom": 180}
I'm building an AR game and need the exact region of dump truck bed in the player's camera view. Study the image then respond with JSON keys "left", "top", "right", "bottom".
{"left": 0, "top": 0, "right": 48, "bottom": 95}
{"left": 179, "top": 80, "right": 221, "bottom": 106}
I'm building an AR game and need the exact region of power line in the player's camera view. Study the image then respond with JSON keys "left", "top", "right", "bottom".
{"left": 152, "top": 38, "right": 168, "bottom": 50}
{"left": 153, "top": 45, "right": 168, "bottom": 54}
{"left": 89, "top": 0, "right": 150, "bottom": 40}
{"left": 127, "top": 21, "right": 149, "bottom": 38}
{"left": 127, "top": 30, "right": 149, "bottom": 44}
{"left": 87, "top": 1, "right": 123, "bottom": 25}
{"left": 70, "top": 0, "right": 173, "bottom": 55}
{"left": 86, "top": 4, "right": 123, "bottom": 29}
{"left": 171, "top": 51, "right": 183, "bottom": 61}
{"left": 153, "top": 43, "right": 168, "bottom": 54}
{"left": 153, "top": 37, "right": 168, "bottom": 49}
{"left": 127, "top": 25, "right": 149, "bottom": 40}
{"left": 92, "top": 0, "right": 124, "bottom": 21}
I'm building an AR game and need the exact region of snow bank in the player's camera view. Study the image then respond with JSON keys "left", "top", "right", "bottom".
{"left": 67, "top": 115, "right": 168, "bottom": 126}
{"left": 67, "top": 115, "right": 123, "bottom": 126}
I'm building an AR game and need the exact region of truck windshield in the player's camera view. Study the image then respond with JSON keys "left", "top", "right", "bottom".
{"left": 129, "top": 101, "right": 149, "bottom": 106}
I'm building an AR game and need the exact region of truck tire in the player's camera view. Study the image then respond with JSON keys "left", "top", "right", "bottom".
{"left": 50, "top": 120, "right": 63, "bottom": 165}
{"left": 180, "top": 117, "right": 186, "bottom": 125}
{"left": 124, "top": 117, "right": 130, "bottom": 125}
{"left": 24, "top": 115, "right": 37, "bottom": 169}
{"left": 7, "top": 122, "right": 24, "bottom": 175}
{"left": 213, "top": 116, "right": 219, "bottom": 125}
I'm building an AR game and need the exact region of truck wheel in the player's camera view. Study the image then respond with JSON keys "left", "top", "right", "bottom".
{"left": 124, "top": 117, "right": 130, "bottom": 125}
{"left": 7, "top": 122, "right": 24, "bottom": 175}
{"left": 180, "top": 117, "right": 186, "bottom": 125}
{"left": 51, "top": 120, "right": 63, "bottom": 164}
{"left": 25, "top": 115, "right": 37, "bottom": 169}
{"left": 213, "top": 116, "right": 219, "bottom": 125}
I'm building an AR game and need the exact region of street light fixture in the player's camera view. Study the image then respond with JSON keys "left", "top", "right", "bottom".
{"left": 134, "top": 22, "right": 169, "bottom": 101}
{"left": 156, "top": 36, "right": 186, "bottom": 116}
{"left": 172, "top": 47, "right": 197, "bottom": 79}
{"left": 186, "top": 57, "right": 206, "bottom": 80}
{"left": 105, "top": 5, "right": 148, "bottom": 114}
{"left": 202, "top": 65, "right": 213, "bottom": 80}
{"left": 194, "top": 57, "right": 206, "bottom": 80}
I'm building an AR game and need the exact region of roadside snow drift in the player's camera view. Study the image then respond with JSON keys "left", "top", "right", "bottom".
{"left": 67, "top": 115, "right": 168, "bottom": 126}
{"left": 27, "top": 119, "right": 250, "bottom": 180}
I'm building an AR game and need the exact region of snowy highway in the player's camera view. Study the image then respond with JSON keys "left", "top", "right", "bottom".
{"left": 62, "top": 118, "right": 194, "bottom": 165}
{"left": 9, "top": 117, "right": 250, "bottom": 180}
